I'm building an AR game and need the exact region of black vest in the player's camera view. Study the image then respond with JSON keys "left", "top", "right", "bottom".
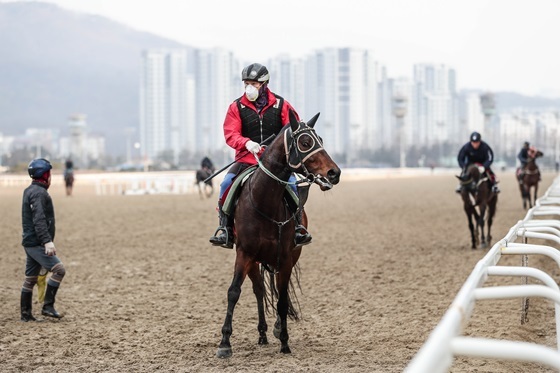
{"left": 236, "top": 94, "right": 284, "bottom": 143}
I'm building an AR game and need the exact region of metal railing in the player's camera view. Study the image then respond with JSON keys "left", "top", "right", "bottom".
{"left": 405, "top": 177, "right": 560, "bottom": 372}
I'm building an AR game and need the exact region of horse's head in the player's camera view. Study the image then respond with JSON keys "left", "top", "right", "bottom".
{"left": 284, "top": 111, "right": 341, "bottom": 190}
{"left": 456, "top": 164, "right": 482, "bottom": 193}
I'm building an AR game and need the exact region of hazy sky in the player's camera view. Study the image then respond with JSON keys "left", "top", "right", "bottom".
{"left": 11, "top": 0, "right": 560, "bottom": 98}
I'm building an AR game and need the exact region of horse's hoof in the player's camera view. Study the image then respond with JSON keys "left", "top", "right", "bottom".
{"left": 216, "top": 347, "right": 232, "bottom": 358}
{"left": 280, "top": 345, "right": 291, "bottom": 354}
{"left": 258, "top": 335, "right": 268, "bottom": 345}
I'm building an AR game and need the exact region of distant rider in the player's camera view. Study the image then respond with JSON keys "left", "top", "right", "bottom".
{"left": 456, "top": 131, "right": 500, "bottom": 194}
{"left": 517, "top": 141, "right": 541, "bottom": 183}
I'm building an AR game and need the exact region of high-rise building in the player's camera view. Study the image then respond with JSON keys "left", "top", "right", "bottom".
{"left": 304, "top": 48, "right": 378, "bottom": 163}
{"left": 413, "top": 64, "right": 459, "bottom": 147}
{"left": 194, "top": 48, "right": 238, "bottom": 155}
{"left": 140, "top": 49, "right": 194, "bottom": 163}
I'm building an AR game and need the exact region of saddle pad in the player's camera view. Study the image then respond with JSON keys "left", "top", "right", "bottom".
{"left": 222, "top": 166, "right": 300, "bottom": 216}
{"left": 223, "top": 166, "right": 257, "bottom": 216}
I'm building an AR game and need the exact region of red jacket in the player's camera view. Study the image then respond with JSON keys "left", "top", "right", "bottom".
{"left": 223, "top": 89, "right": 299, "bottom": 165}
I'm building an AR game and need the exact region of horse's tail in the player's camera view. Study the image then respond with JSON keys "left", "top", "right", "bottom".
{"left": 261, "top": 263, "right": 302, "bottom": 321}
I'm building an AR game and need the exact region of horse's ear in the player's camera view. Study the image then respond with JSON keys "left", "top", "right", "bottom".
{"left": 289, "top": 109, "right": 299, "bottom": 131}
{"left": 455, "top": 175, "right": 461, "bottom": 180}
{"left": 307, "top": 112, "right": 320, "bottom": 128}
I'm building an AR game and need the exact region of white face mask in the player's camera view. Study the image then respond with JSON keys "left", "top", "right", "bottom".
{"left": 245, "top": 84, "right": 259, "bottom": 102}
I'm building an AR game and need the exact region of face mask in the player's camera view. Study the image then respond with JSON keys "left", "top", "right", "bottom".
{"left": 245, "top": 84, "right": 259, "bottom": 102}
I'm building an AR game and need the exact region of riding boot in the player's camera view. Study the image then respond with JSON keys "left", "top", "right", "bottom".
{"left": 42, "top": 284, "right": 62, "bottom": 319}
{"left": 455, "top": 184, "right": 462, "bottom": 194}
{"left": 295, "top": 209, "right": 312, "bottom": 246}
{"left": 20, "top": 291, "right": 37, "bottom": 322}
{"left": 209, "top": 206, "right": 234, "bottom": 249}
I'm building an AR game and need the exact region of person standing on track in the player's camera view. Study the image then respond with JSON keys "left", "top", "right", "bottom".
{"left": 20, "top": 158, "right": 66, "bottom": 321}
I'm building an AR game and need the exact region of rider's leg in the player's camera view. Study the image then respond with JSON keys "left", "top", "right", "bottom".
{"left": 488, "top": 167, "right": 500, "bottom": 193}
{"left": 455, "top": 167, "right": 466, "bottom": 193}
{"left": 289, "top": 175, "right": 312, "bottom": 246}
{"left": 209, "top": 173, "right": 235, "bottom": 249}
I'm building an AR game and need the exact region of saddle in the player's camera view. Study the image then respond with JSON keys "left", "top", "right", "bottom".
{"left": 222, "top": 166, "right": 300, "bottom": 216}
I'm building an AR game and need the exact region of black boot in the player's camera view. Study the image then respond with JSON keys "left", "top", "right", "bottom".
{"left": 295, "top": 209, "right": 312, "bottom": 246}
{"left": 20, "top": 291, "right": 37, "bottom": 322}
{"left": 42, "top": 284, "right": 62, "bottom": 319}
{"left": 209, "top": 207, "right": 234, "bottom": 249}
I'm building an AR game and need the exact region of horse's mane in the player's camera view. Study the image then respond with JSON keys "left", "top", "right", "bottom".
{"left": 260, "top": 124, "right": 292, "bottom": 159}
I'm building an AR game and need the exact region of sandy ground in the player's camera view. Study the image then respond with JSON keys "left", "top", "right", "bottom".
{"left": 0, "top": 170, "right": 558, "bottom": 372}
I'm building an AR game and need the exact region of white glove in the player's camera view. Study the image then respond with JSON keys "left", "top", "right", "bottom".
{"left": 44, "top": 242, "right": 56, "bottom": 256}
{"left": 478, "top": 166, "right": 485, "bottom": 174}
{"left": 245, "top": 140, "right": 261, "bottom": 155}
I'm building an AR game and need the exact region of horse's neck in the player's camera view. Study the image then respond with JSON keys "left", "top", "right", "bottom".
{"left": 252, "top": 143, "right": 292, "bottom": 198}
{"left": 526, "top": 159, "right": 538, "bottom": 170}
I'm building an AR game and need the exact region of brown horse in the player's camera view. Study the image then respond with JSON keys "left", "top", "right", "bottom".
{"left": 518, "top": 150, "right": 543, "bottom": 209}
{"left": 216, "top": 111, "right": 341, "bottom": 358}
{"left": 456, "top": 163, "right": 498, "bottom": 249}
{"left": 195, "top": 167, "right": 214, "bottom": 199}
{"left": 64, "top": 170, "right": 74, "bottom": 196}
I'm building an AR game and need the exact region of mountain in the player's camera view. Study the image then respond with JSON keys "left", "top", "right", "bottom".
{"left": 0, "top": 1, "right": 186, "bottom": 155}
{"left": 493, "top": 91, "right": 560, "bottom": 112}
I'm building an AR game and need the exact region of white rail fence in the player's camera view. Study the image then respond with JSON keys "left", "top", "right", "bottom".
{"left": 406, "top": 176, "right": 560, "bottom": 372}
{"left": 0, "top": 171, "right": 215, "bottom": 195}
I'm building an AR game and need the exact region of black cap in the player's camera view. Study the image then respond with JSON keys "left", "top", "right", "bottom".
{"left": 470, "top": 131, "right": 481, "bottom": 142}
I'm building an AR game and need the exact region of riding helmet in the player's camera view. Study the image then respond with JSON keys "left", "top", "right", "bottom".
{"left": 470, "top": 131, "right": 481, "bottom": 142}
{"left": 241, "top": 63, "right": 269, "bottom": 83}
{"left": 524, "top": 141, "right": 530, "bottom": 147}
{"left": 28, "top": 158, "right": 52, "bottom": 179}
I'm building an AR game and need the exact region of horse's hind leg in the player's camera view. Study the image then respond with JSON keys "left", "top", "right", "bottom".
{"left": 248, "top": 263, "right": 268, "bottom": 345}
{"left": 487, "top": 199, "right": 496, "bottom": 246}
{"left": 217, "top": 253, "right": 249, "bottom": 358}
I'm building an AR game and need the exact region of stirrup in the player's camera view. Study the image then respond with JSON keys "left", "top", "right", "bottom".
{"left": 295, "top": 225, "right": 312, "bottom": 247}
{"left": 209, "top": 227, "right": 233, "bottom": 249}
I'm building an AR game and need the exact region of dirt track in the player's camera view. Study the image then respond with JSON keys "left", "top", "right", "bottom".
{"left": 0, "top": 170, "right": 558, "bottom": 372}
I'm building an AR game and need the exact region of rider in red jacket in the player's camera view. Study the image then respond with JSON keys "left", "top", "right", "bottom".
{"left": 210, "top": 63, "right": 311, "bottom": 249}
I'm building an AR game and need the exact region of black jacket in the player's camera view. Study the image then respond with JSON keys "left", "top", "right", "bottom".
{"left": 518, "top": 148, "right": 529, "bottom": 165}
{"left": 21, "top": 182, "right": 55, "bottom": 247}
{"left": 457, "top": 141, "right": 494, "bottom": 169}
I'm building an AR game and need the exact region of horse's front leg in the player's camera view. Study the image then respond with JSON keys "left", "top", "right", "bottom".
{"left": 464, "top": 206, "right": 476, "bottom": 249}
{"left": 532, "top": 185, "right": 538, "bottom": 207}
{"left": 478, "top": 205, "right": 487, "bottom": 248}
{"left": 273, "top": 264, "right": 293, "bottom": 354}
{"left": 248, "top": 263, "right": 268, "bottom": 345}
{"left": 217, "top": 253, "right": 249, "bottom": 358}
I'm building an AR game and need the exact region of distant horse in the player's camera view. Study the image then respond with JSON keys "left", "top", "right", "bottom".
{"left": 216, "top": 111, "right": 341, "bottom": 358}
{"left": 456, "top": 163, "right": 498, "bottom": 249}
{"left": 64, "top": 170, "right": 74, "bottom": 196}
{"left": 195, "top": 167, "right": 215, "bottom": 199}
{"left": 518, "top": 150, "right": 543, "bottom": 209}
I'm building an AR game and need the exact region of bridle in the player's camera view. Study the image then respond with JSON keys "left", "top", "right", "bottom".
{"left": 254, "top": 122, "right": 333, "bottom": 190}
